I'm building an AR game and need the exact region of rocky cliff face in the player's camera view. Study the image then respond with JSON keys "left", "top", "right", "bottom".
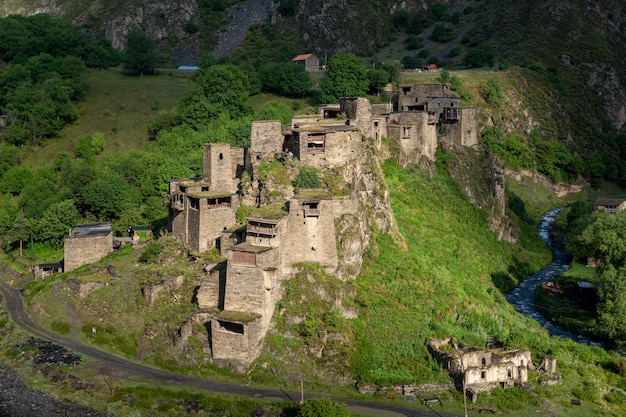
{"left": 445, "top": 149, "right": 518, "bottom": 243}
{"left": 0, "top": 0, "right": 201, "bottom": 66}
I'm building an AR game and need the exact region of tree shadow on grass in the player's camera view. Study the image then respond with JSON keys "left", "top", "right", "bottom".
{"left": 491, "top": 256, "right": 534, "bottom": 294}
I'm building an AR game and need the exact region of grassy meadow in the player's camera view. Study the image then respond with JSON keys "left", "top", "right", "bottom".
{"left": 23, "top": 68, "right": 197, "bottom": 167}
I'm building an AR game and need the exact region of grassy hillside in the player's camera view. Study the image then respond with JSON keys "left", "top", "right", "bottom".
{"left": 13, "top": 157, "right": 626, "bottom": 415}
{"left": 23, "top": 68, "right": 197, "bottom": 167}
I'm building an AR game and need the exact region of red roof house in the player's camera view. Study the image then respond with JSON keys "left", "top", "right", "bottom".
{"left": 292, "top": 53, "right": 320, "bottom": 71}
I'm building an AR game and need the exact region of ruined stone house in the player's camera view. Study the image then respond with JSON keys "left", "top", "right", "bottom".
{"left": 63, "top": 223, "right": 113, "bottom": 272}
{"left": 393, "top": 83, "right": 477, "bottom": 153}
{"left": 427, "top": 338, "right": 533, "bottom": 403}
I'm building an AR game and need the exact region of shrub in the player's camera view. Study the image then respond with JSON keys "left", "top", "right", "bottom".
{"left": 464, "top": 48, "right": 494, "bottom": 68}
{"left": 480, "top": 77, "right": 505, "bottom": 107}
{"left": 605, "top": 389, "right": 626, "bottom": 404}
{"left": 293, "top": 167, "right": 321, "bottom": 189}
{"left": 432, "top": 24, "right": 456, "bottom": 42}
{"left": 75, "top": 135, "right": 95, "bottom": 160}
{"left": 405, "top": 34, "right": 424, "bottom": 50}
{"left": 616, "top": 357, "right": 626, "bottom": 377}
{"left": 297, "top": 398, "right": 351, "bottom": 417}
{"left": 139, "top": 241, "right": 162, "bottom": 263}
{"left": 449, "top": 45, "right": 463, "bottom": 57}
{"left": 51, "top": 320, "right": 71, "bottom": 335}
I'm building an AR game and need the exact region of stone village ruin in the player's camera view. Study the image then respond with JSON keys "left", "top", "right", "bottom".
{"left": 168, "top": 84, "right": 481, "bottom": 367}
{"left": 60, "top": 84, "right": 528, "bottom": 398}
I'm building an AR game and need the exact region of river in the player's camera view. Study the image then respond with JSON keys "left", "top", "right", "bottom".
{"left": 505, "top": 208, "right": 603, "bottom": 347}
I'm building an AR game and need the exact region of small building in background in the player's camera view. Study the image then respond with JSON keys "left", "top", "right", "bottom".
{"left": 292, "top": 53, "right": 320, "bottom": 71}
{"left": 129, "top": 225, "right": 153, "bottom": 244}
{"left": 593, "top": 198, "right": 626, "bottom": 214}
{"left": 36, "top": 262, "right": 63, "bottom": 279}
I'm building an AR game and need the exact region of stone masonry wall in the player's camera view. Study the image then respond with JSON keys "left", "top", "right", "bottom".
{"left": 250, "top": 120, "right": 284, "bottom": 164}
{"left": 298, "top": 128, "right": 362, "bottom": 169}
{"left": 196, "top": 207, "right": 237, "bottom": 253}
{"left": 210, "top": 316, "right": 264, "bottom": 363}
{"left": 203, "top": 143, "right": 237, "bottom": 193}
{"left": 196, "top": 263, "right": 226, "bottom": 309}
{"left": 64, "top": 234, "right": 112, "bottom": 272}
{"left": 283, "top": 199, "right": 339, "bottom": 275}
{"left": 224, "top": 248, "right": 281, "bottom": 315}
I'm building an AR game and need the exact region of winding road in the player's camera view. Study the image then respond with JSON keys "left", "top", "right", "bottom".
{"left": 505, "top": 208, "right": 603, "bottom": 347}
{"left": 0, "top": 274, "right": 454, "bottom": 417}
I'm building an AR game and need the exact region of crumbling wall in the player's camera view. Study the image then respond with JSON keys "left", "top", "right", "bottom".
{"left": 196, "top": 263, "right": 226, "bottom": 309}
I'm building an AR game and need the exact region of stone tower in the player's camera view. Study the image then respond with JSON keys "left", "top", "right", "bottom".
{"left": 249, "top": 120, "right": 284, "bottom": 167}
{"left": 203, "top": 143, "right": 237, "bottom": 193}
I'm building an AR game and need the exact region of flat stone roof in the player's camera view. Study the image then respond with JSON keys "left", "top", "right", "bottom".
{"left": 188, "top": 191, "right": 234, "bottom": 199}
{"left": 71, "top": 223, "right": 112, "bottom": 237}
{"left": 232, "top": 242, "right": 273, "bottom": 254}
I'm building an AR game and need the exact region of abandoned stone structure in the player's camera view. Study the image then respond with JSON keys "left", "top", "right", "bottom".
{"left": 63, "top": 223, "right": 113, "bottom": 272}
{"left": 427, "top": 338, "right": 536, "bottom": 403}
{"left": 169, "top": 85, "right": 481, "bottom": 367}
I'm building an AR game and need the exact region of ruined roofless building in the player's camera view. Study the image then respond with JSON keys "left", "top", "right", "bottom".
{"left": 393, "top": 83, "right": 477, "bottom": 150}
{"left": 427, "top": 338, "right": 533, "bottom": 403}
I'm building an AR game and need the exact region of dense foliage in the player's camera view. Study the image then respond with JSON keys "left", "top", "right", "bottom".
{"left": 0, "top": 14, "right": 119, "bottom": 147}
{"left": 123, "top": 31, "right": 158, "bottom": 77}
{"left": 0, "top": 14, "right": 120, "bottom": 67}
{"left": 318, "top": 53, "right": 368, "bottom": 103}
{"left": 563, "top": 206, "right": 626, "bottom": 348}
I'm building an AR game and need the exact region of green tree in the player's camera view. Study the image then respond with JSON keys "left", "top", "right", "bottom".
{"left": 598, "top": 265, "right": 626, "bottom": 345}
{"left": 32, "top": 199, "right": 79, "bottom": 248}
{"left": 535, "top": 140, "right": 576, "bottom": 182}
{"left": 259, "top": 62, "right": 312, "bottom": 97}
{"left": 382, "top": 61, "right": 402, "bottom": 87}
{"left": 578, "top": 212, "right": 626, "bottom": 269}
{"left": 0, "top": 165, "right": 33, "bottom": 195}
{"left": 195, "top": 64, "right": 252, "bottom": 118}
{"left": 258, "top": 101, "right": 293, "bottom": 125}
{"left": 318, "top": 53, "right": 368, "bottom": 103}
{"left": 9, "top": 211, "right": 30, "bottom": 256}
{"left": 75, "top": 135, "right": 96, "bottom": 161}
{"left": 464, "top": 48, "right": 494, "bottom": 68}
{"left": 124, "top": 31, "right": 158, "bottom": 77}
{"left": 431, "top": 24, "right": 456, "bottom": 42}
{"left": 297, "top": 398, "right": 351, "bottom": 417}
{"left": 81, "top": 172, "right": 138, "bottom": 219}
{"left": 0, "top": 197, "right": 17, "bottom": 237}
{"left": 367, "top": 69, "right": 389, "bottom": 95}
